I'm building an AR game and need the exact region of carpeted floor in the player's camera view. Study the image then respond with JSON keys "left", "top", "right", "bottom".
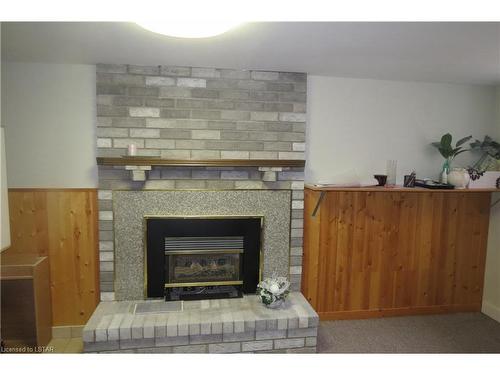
{"left": 317, "top": 313, "right": 500, "bottom": 353}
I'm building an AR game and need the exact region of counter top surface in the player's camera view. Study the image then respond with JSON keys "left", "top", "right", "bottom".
{"left": 305, "top": 184, "right": 499, "bottom": 193}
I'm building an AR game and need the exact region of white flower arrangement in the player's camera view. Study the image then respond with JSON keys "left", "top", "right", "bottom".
{"left": 256, "top": 276, "right": 290, "bottom": 308}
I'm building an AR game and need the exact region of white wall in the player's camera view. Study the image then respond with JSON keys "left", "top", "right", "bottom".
{"left": 1, "top": 62, "right": 97, "bottom": 188}
{"left": 0, "top": 23, "right": 11, "bottom": 251}
{"left": 306, "top": 76, "right": 498, "bottom": 184}
{"left": 482, "top": 87, "right": 500, "bottom": 322}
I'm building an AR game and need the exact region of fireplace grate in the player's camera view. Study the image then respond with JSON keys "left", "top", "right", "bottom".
{"left": 164, "top": 236, "right": 244, "bottom": 252}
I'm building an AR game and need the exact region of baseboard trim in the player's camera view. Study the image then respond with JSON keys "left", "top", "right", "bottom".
{"left": 482, "top": 301, "right": 500, "bottom": 322}
{"left": 318, "top": 304, "right": 482, "bottom": 320}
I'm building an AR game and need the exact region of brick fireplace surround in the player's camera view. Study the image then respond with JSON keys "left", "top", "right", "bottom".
{"left": 85, "top": 64, "right": 317, "bottom": 353}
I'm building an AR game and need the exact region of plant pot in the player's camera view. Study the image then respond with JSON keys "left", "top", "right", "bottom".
{"left": 447, "top": 168, "right": 470, "bottom": 189}
{"left": 259, "top": 293, "right": 287, "bottom": 309}
{"left": 263, "top": 297, "right": 285, "bottom": 309}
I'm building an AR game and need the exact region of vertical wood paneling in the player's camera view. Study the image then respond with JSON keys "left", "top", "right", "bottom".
{"left": 7, "top": 189, "right": 99, "bottom": 326}
{"left": 302, "top": 189, "right": 492, "bottom": 320}
{"left": 8, "top": 192, "right": 49, "bottom": 256}
{"left": 324, "top": 191, "right": 339, "bottom": 312}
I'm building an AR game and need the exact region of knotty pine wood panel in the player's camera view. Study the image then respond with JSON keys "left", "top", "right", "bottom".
{"left": 7, "top": 189, "right": 99, "bottom": 326}
{"left": 302, "top": 188, "right": 491, "bottom": 320}
{"left": 7, "top": 191, "right": 49, "bottom": 256}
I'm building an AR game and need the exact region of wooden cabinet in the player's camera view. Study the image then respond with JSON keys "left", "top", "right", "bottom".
{"left": 302, "top": 187, "right": 492, "bottom": 320}
{"left": 7, "top": 188, "right": 99, "bottom": 326}
{"left": 1, "top": 254, "right": 52, "bottom": 348}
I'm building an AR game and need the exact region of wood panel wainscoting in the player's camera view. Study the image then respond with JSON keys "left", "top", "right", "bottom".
{"left": 302, "top": 187, "right": 492, "bottom": 320}
{"left": 4, "top": 188, "right": 99, "bottom": 326}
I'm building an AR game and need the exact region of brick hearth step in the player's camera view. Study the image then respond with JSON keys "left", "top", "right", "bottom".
{"left": 83, "top": 292, "right": 318, "bottom": 353}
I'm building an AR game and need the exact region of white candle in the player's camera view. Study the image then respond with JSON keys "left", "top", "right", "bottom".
{"left": 128, "top": 144, "right": 137, "bottom": 156}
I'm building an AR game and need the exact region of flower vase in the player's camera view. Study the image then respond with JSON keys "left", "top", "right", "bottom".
{"left": 440, "top": 158, "right": 451, "bottom": 184}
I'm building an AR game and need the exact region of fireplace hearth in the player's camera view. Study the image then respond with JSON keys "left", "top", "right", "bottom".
{"left": 145, "top": 216, "right": 262, "bottom": 301}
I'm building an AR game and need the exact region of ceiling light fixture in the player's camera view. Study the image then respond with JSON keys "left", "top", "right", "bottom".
{"left": 136, "top": 21, "right": 243, "bottom": 38}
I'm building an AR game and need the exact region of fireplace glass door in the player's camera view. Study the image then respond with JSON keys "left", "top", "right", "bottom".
{"left": 167, "top": 252, "right": 241, "bottom": 285}
{"left": 164, "top": 236, "right": 244, "bottom": 299}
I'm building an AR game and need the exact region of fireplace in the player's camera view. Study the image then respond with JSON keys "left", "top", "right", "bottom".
{"left": 145, "top": 216, "right": 262, "bottom": 301}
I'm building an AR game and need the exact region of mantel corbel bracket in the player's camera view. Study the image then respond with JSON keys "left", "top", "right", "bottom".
{"left": 125, "top": 165, "right": 152, "bottom": 181}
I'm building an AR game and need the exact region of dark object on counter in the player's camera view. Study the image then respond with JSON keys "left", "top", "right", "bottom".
{"left": 404, "top": 175, "right": 415, "bottom": 187}
{"left": 404, "top": 172, "right": 416, "bottom": 187}
{"left": 374, "top": 174, "right": 387, "bottom": 186}
{"left": 414, "top": 179, "right": 455, "bottom": 190}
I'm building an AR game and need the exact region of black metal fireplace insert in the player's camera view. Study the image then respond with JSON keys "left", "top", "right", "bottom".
{"left": 145, "top": 216, "right": 262, "bottom": 301}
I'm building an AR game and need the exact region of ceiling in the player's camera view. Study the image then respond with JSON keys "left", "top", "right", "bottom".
{"left": 2, "top": 22, "right": 500, "bottom": 85}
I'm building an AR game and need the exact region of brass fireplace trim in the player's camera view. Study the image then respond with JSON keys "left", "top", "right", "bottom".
{"left": 143, "top": 214, "right": 264, "bottom": 299}
{"left": 164, "top": 280, "right": 244, "bottom": 288}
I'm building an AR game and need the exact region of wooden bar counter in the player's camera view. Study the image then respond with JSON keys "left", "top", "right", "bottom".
{"left": 302, "top": 185, "right": 497, "bottom": 320}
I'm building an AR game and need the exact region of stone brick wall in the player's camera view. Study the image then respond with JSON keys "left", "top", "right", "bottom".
{"left": 96, "top": 64, "right": 306, "bottom": 301}
{"left": 96, "top": 64, "right": 306, "bottom": 160}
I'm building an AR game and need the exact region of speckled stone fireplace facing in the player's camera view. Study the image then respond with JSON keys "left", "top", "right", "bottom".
{"left": 112, "top": 190, "right": 292, "bottom": 300}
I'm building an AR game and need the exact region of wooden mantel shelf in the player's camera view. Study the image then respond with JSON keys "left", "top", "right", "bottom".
{"left": 96, "top": 157, "right": 305, "bottom": 168}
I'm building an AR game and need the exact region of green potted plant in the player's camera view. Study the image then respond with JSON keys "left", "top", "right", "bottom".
{"left": 468, "top": 135, "right": 500, "bottom": 189}
{"left": 469, "top": 136, "right": 500, "bottom": 171}
{"left": 431, "top": 133, "right": 472, "bottom": 184}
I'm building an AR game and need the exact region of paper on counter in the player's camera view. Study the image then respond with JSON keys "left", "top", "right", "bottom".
{"left": 310, "top": 169, "right": 378, "bottom": 188}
